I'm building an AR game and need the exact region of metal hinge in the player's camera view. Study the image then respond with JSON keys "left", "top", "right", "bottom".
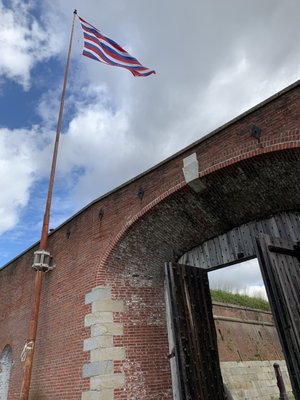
{"left": 268, "top": 242, "right": 300, "bottom": 262}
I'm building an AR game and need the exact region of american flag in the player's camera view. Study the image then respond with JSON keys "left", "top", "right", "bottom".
{"left": 78, "top": 16, "right": 155, "bottom": 77}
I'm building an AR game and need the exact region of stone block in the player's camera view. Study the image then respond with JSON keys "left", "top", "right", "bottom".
{"left": 82, "top": 361, "right": 113, "bottom": 378}
{"left": 244, "top": 388, "right": 259, "bottom": 397}
{"left": 182, "top": 153, "right": 198, "bottom": 182}
{"left": 92, "top": 299, "right": 124, "bottom": 313}
{"left": 220, "top": 360, "right": 292, "bottom": 400}
{"left": 85, "top": 286, "right": 111, "bottom": 304}
{"left": 90, "top": 373, "right": 125, "bottom": 390}
{"left": 90, "top": 347, "right": 125, "bottom": 362}
{"left": 260, "top": 386, "right": 276, "bottom": 395}
{"left": 84, "top": 312, "right": 113, "bottom": 327}
{"left": 81, "top": 389, "right": 113, "bottom": 400}
{"left": 84, "top": 336, "right": 113, "bottom": 351}
{"left": 92, "top": 323, "right": 123, "bottom": 336}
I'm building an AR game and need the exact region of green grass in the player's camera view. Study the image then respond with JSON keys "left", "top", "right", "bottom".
{"left": 210, "top": 289, "right": 270, "bottom": 311}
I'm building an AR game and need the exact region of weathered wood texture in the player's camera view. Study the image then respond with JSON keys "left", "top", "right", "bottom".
{"left": 256, "top": 234, "right": 300, "bottom": 400}
{"left": 179, "top": 212, "right": 300, "bottom": 269}
{"left": 165, "top": 263, "right": 225, "bottom": 400}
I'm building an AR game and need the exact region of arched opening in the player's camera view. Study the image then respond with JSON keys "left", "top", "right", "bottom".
{"left": 208, "top": 259, "right": 293, "bottom": 398}
{"left": 0, "top": 345, "right": 12, "bottom": 400}
{"left": 99, "top": 149, "right": 300, "bottom": 399}
{"left": 179, "top": 212, "right": 300, "bottom": 398}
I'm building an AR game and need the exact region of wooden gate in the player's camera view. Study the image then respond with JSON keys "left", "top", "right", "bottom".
{"left": 165, "top": 262, "right": 225, "bottom": 400}
{"left": 256, "top": 234, "right": 300, "bottom": 399}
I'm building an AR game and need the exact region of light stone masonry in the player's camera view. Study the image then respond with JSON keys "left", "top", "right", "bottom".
{"left": 85, "top": 287, "right": 112, "bottom": 304}
{"left": 92, "top": 299, "right": 124, "bottom": 313}
{"left": 84, "top": 311, "right": 113, "bottom": 326}
{"left": 90, "top": 374, "right": 125, "bottom": 390}
{"left": 220, "top": 360, "right": 293, "bottom": 400}
{"left": 82, "top": 285, "right": 125, "bottom": 400}
{"left": 84, "top": 336, "right": 113, "bottom": 351}
{"left": 82, "top": 389, "right": 114, "bottom": 400}
{"left": 91, "top": 322, "right": 123, "bottom": 337}
{"left": 82, "top": 361, "right": 113, "bottom": 378}
{"left": 90, "top": 347, "right": 125, "bottom": 362}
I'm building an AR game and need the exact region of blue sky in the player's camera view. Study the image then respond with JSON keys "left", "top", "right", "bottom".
{"left": 1, "top": 0, "right": 300, "bottom": 296}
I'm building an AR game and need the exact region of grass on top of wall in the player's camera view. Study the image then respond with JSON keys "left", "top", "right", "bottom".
{"left": 210, "top": 289, "right": 270, "bottom": 311}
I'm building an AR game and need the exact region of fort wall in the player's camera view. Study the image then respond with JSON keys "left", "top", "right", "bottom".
{"left": 1, "top": 81, "right": 300, "bottom": 399}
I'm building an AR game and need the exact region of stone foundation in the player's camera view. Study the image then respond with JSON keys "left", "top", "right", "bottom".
{"left": 221, "top": 360, "right": 293, "bottom": 400}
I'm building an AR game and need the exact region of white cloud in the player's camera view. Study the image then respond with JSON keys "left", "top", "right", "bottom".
{"left": 0, "top": 0, "right": 64, "bottom": 89}
{"left": 0, "top": 127, "right": 44, "bottom": 234}
{"left": 238, "top": 285, "right": 268, "bottom": 301}
{"left": 208, "top": 259, "right": 268, "bottom": 299}
{"left": 2, "top": 0, "right": 300, "bottom": 270}
{"left": 30, "top": 0, "right": 300, "bottom": 216}
{"left": 57, "top": 86, "right": 135, "bottom": 206}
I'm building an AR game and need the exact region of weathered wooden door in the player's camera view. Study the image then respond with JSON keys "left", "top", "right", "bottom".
{"left": 256, "top": 234, "right": 300, "bottom": 399}
{"left": 165, "top": 262, "right": 225, "bottom": 400}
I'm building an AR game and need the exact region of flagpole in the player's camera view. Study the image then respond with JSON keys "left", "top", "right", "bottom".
{"left": 19, "top": 10, "right": 77, "bottom": 400}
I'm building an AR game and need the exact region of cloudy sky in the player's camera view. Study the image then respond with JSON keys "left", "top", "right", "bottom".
{"left": 1, "top": 0, "right": 300, "bottom": 296}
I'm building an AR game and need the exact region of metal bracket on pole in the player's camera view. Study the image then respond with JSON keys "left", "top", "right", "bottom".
{"left": 32, "top": 250, "right": 55, "bottom": 272}
{"left": 20, "top": 341, "right": 35, "bottom": 362}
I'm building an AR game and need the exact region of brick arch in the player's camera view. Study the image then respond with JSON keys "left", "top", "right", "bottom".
{"left": 95, "top": 180, "right": 185, "bottom": 283}
{"left": 90, "top": 145, "right": 300, "bottom": 400}
{"left": 96, "top": 142, "right": 300, "bottom": 284}
{"left": 199, "top": 128, "right": 300, "bottom": 176}
{"left": 85, "top": 82, "right": 300, "bottom": 400}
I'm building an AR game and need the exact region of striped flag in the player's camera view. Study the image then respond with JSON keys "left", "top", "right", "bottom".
{"left": 78, "top": 16, "right": 155, "bottom": 77}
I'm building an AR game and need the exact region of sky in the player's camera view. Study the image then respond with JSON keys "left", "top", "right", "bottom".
{"left": 1, "top": 0, "right": 300, "bottom": 297}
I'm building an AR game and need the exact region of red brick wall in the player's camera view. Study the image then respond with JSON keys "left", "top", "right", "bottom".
{"left": 1, "top": 82, "right": 300, "bottom": 399}
{"left": 213, "top": 303, "right": 283, "bottom": 362}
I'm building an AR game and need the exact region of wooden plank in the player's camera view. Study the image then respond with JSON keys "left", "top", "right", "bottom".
{"left": 256, "top": 234, "right": 300, "bottom": 399}
{"left": 165, "top": 263, "right": 225, "bottom": 400}
{"left": 164, "top": 264, "right": 183, "bottom": 400}
{"left": 179, "top": 212, "right": 300, "bottom": 270}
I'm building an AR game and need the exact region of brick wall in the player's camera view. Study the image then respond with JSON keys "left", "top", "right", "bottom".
{"left": 1, "top": 81, "right": 300, "bottom": 399}
{"left": 213, "top": 302, "right": 283, "bottom": 362}
{"left": 214, "top": 304, "right": 292, "bottom": 399}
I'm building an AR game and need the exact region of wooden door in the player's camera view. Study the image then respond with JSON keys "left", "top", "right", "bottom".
{"left": 256, "top": 234, "right": 300, "bottom": 399}
{"left": 165, "top": 263, "right": 225, "bottom": 400}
